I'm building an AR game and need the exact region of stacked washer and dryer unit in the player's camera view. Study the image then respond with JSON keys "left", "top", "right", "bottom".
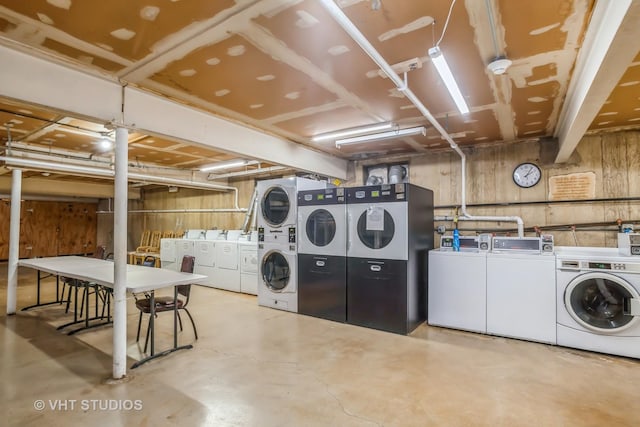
{"left": 257, "top": 178, "right": 326, "bottom": 313}
{"left": 258, "top": 179, "right": 435, "bottom": 335}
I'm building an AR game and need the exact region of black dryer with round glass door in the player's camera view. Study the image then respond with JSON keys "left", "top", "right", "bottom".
{"left": 297, "top": 187, "right": 347, "bottom": 322}
{"left": 346, "top": 183, "right": 434, "bottom": 335}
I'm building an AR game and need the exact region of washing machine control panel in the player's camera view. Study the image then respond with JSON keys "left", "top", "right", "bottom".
{"left": 288, "top": 227, "right": 296, "bottom": 243}
{"left": 560, "top": 259, "right": 640, "bottom": 274}
{"left": 258, "top": 227, "right": 264, "bottom": 242}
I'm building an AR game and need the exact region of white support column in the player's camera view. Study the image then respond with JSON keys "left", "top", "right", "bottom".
{"left": 6, "top": 169, "right": 22, "bottom": 314}
{"left": 112, "top": 127, "right": 128, "bottom": 379}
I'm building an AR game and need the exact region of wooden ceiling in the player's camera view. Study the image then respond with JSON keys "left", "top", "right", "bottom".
{"left": 0, "top": 0, "right": 638, "bottom": 172}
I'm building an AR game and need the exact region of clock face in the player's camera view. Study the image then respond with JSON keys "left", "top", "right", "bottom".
{"left": 512, "top": 163, "right": 541, "bottom": 188}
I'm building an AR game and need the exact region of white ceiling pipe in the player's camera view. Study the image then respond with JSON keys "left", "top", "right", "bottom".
{"left": 206, "top": 165, "right": 288, "bottom": 180}
{"left": 97, "top": 208, "right": 247, "bottom": 214}
{"left": 318, "top": 0, "right": 524, "bottom": 237}
{"left": 0, "top": 156, "right": 242, "bottom": 210}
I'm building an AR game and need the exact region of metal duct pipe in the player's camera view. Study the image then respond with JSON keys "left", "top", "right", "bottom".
{"left": 241, "top": 188, "right": 258, "bottom": 233}
{"left": 0, "top": 156, "right": 242, "bottom": 208}
{"left": 318, "top": 0, "right": 524, "bottom": 237}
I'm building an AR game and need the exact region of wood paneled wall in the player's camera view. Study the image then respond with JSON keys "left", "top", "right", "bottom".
{"left": 103, "top": 131, "right": 639, "bottom": 251}
{"left": 355, "top": 131, "right": 640, "bottom": 247}
{"left": 0, "top": 200, "right": 97, "bottom": 260}
{"left": 121, "top": 178, "right": 256, "bottom": 249}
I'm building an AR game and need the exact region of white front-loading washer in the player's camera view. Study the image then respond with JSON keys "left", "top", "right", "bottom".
{"left": 258, "top": 242, "right": 298, "bottom": 312}
{"left": 556, "top": 246, "right": 640, "bottom": 358}
{"left": 428, "top": 248, "right": 488, "bottom": 334}
{"left": 486, "top": 251, "right": 557, "bottom": 344}
{"left": 256, "top": 177, "right": 326, "bottom": 245}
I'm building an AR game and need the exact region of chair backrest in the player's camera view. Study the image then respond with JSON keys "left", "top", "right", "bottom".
{"left": 180, "top": 255, "right": 195, "bottom": 274}
{"left": 177, "top": 255, "right": 195, "bottom": 302}
{"left": 94, "top": 245, "right": 106, "bottom": 259}
{"left": 148, "top": 231, "right": 162, "bottom": 248}
{"left": 139, "top": 230, "right": 151, "bottom": 247}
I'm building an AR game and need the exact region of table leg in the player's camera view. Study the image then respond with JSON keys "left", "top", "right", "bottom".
{"left": 21, "top": 270, "right": 62, "bottom": 311}
{"left": 173, "top": 285, "right": 178, "bottom": 349}
{"left": 150, "top": 291, "right": 155, "bottom": 356}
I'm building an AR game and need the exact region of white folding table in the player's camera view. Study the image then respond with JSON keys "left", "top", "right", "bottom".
{"left": 18, "top": 256, "right": 207, "bottom": 368}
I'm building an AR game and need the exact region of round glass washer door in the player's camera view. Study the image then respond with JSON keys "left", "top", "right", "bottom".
{"left": 565, "top": 272, "right": 640, "bottom": 333}
{"left": 305, "top": 209, "right": 336, "bottom": 247}
{"left": 356, "top": 209, "right": 394, "bottom": 249}
{"left": 261, "top": 186, "right": 290, "bottom": 227}
{"left": 261, "top": 250, "right": 290, "bottom": 291}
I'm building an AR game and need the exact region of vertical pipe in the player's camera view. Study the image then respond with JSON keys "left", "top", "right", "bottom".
{"left": 112, "top": 126, "right": 128, "bottom": 379}
{"left": 6, "top": 168, "right": 22, "bottom": 314}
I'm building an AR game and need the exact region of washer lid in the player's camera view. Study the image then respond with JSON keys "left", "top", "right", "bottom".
{"left": 565, "top": 272, "right": 640, "bottom": 333}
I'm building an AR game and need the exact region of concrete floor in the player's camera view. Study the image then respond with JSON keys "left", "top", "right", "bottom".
{"left": 1, "top": 262, "right": 639, "bottom": 427}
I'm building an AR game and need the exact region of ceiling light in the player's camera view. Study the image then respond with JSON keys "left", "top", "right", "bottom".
{"left": 428, "top": 46, "right": 469, "bottom": 115}
{"left": 200, "top": 159, "right": 257, "bottom": 172}
{"left": 311, "top": 122, "right": 393, "bottom": 142}
{"left": 335, "top": 126, "right": 426, "bottom": 146}
{"left": 99, "top": 138, "right": 113, "bottom": 150}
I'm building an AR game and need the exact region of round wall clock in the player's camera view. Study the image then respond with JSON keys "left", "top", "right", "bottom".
{"left": 512, "top": 162, "right": 541, "bottom": 188}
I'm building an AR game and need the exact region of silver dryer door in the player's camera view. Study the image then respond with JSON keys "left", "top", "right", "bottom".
{"left": 261, "top": 186, "right": 291, "bottom": 227}
{"left": 261, "top": 250, "right": 291, "bottom": 292}
{"left": 565, "top": 272, "right": 640, "bottom": 333}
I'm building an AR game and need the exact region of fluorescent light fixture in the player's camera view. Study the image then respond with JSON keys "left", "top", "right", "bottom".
{"left": 335, "top": 126, "right": 426, "bottom": 146}
{"left": 200, "top": 159, "right": 257, "bottom": 172}
{"left": 312, "top": 122, "right": 393, "bottom": 142}
{"left": 428, "top": 46, "right": 470, "bottom": 115}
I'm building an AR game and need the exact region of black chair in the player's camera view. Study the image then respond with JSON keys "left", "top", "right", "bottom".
{"left": 61, "top": 245, "right": 107, "bottom": 314}
{"left": 135, "top": 255, "right": 198, "bottom": 353}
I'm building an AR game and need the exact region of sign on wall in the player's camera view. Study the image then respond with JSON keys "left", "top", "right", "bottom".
{"left": 548, "top": 172, "right": 596, "bottom": 200}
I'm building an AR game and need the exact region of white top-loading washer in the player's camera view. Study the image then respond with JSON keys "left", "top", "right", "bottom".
{"left": 214, "top": 230, "right": 242, "bottom": 292}
{"left": 238, "top": 232, "right": 258, "bottom": 295}
{"left": 428, "top": 249, "right": 488, "bottom": 334}
{"left": 160, "top": 238, "right": 179, "bottom": 271}
{"left": 486, "top": 251, "right": 557, "bottom": 344}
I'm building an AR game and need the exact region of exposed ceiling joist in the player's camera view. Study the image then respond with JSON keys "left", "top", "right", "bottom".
{"left": 0, "top": 44, "right": 349, "bottom": 180}
{"left": 0, "top": 175, "right": 140, "bottom": 199}
{"left": 554, "top": 0, "right": 640, "bottom": 162}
